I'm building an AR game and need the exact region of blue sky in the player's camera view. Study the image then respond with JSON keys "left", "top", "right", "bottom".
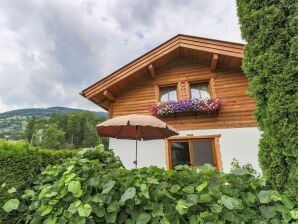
{"left": 0, "top": 0, "right": 243, "bottom": 112}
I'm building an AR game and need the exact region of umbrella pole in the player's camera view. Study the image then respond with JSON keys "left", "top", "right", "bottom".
{"left": 135, "top": 139, "right": 138, "bottom": 168}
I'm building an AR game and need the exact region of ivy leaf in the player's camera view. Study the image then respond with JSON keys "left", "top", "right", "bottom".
{"left": 221, "top": 195, "right": 239, "bottom": 210}
{"left": 120, "top": 187, "right": 136, "bottom": 203}
{"left": 258, "top": 190, "right": 272, "bottom": 204}
{"left": 8, "top": 187, "right": 17, "bottom": 194}
{"left": 281, "top": 195, "right": 294, "bottom": 209}
{"left": 198, "top": 194, "right": 212, "bottom": 203}
{"left": 175, "top": 200, "right": 188, "bottom": 215}
{"left": 68, "top": 181, "right": 82, "bottom": 197}
{"left": 152, "top": 203, "right": 163, "bottom": 217}
{"left": 140, "top": 184, "right": 150, "bottom": 199}
{"left": 182, "top": 186, "right": 194, "bottom": 194}
{"left": 102, "top": 180, "right": 115, "bottom": 194}
{"left": 78, "top": 203, "right": 92, "bottom": 217}
{"left": 43, "top": 216, "right": 57, "bottom": 224}
{"left": 2, "top": 198, "right": 20, "bottom": 212}
{"left": 136, "top": 212, "right": 151, "bottom": 224}
{"left": 260, "top": 205, "right": 276, "bottom": 219}
{"left": 38, "top": 205, "right": 53, "bottom": 216}
{"left": 24, "top": 189, "right": 35, "bottom": 197}
{"left": 67, "top": 200, "right": 81, "bottom": 214}
{"left": 231, "top": 168, "right": 250, "bottom": 175}
{"left": 196, "top": 181, "right": 207, "bottom": 192}
{"left": 105, "top": 212, "right": 117, "bottom": 223}
{"left": 211, "top": 204, "right": 222, "bottom": 213}
{"left": 169, "top": 184, "right": 180, "bottom": 193}
{"left": 68, "top": 181, "right": 81, "bottom": 194}
{"left": 290, "top": 208, "right": 298, "bottom": 219}
{"left": 93, "top": 207, "right": 106, "bottom": 218}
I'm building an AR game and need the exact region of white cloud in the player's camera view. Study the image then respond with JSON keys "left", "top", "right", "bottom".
{"left": 0, "top": 0, "right": 242, "bottom": 113}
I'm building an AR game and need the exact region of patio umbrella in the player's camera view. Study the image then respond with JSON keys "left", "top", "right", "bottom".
{"left": 96, "top": 114, "right": 179, "bottom": 167}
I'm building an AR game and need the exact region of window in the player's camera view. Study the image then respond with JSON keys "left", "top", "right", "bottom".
{"left": 160, "top": 86, "right": 177, "bottom": 101}
{"left": 166, "top": 135, "right": 222, "bottom": 170}
{"left": 190, "top": 82, "right": 209, "bottom": 99}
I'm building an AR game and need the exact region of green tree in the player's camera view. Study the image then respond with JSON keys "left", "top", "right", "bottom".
{"left": 82, "top": 120, "right": 98, "bottom": 148}
{"left": 236, "top": 0, "right": 297, "bottom": 197}
{"left": 41, "top": 124, "right": 65, "bottom": 149}
{"left": 24, "top": 116, "right": 37, "bottom": 143}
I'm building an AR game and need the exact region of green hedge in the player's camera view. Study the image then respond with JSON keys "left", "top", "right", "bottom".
{"left": 5, "top": 146, "right": 297, "bottom": 223}
{"left": 0, "top": 140, "right": 77, "bottom": 223}
{"left": 236, "top": 0, "right": 298, "bottom": 197}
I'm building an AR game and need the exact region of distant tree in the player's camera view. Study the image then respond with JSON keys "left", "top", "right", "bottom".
{"left": 24, "top": 116, "right": 37, "bottom": 143}
{"left": 82, "top": 120, "right": 98, "bottom": 147}
{"left": 42, "top": 124, "right": 65, "bottom": 149}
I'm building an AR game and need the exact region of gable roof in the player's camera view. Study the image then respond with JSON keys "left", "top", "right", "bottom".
{"left": 81, "top": 34, "right": 244, "bottom": 110}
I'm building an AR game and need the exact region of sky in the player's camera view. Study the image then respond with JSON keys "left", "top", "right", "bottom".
{"left": 0, "top": 0, "right": 243, "bottom": 113}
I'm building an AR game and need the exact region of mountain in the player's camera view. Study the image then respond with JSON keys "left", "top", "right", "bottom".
{"left": 0, "top": 107, "right": 107, "bottom": 138}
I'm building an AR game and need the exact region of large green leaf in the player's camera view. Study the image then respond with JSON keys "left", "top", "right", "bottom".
{"left": 136, "top": 212, "right": 151, "bottom": 224}
{"left": 258, "top": 190, "right": 272, "bottom": 204}
{"left": 290, "top": 208, "right": 298, "bottom": 219}
{"left": 43, "top": 216, "right": 57, "bottom": 224}
{"left": 102, "top": 180, "right": 115, "bottom": 194}
{"left": 175, "top": 200, "right": 189, "bottom": 215}
{"left": 169, "top": 184, "right": 180, "bottom": 193}
{"left": 78, "top": 203, "right": 92, "bottom": 217}
{"left": 221, "top": 195, "right": 240, "bottom": 210}
{"left": 260, "top": 205, "right": 276, "bottom": 219}
{"left": 120, "top": 187, "right": 136, "bottom": 203}
{"left": 68, "top": 181, "right": 82, "bottom": 195}
{"left": 2, "top": 198, "right": 20, "bottom": 212}
{"left": 196, "top": 181, "right": 207, "bottom": 192}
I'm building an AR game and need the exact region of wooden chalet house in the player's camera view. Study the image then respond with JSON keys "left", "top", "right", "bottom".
{"left": 81, "top": 34, "right": 261, "bottom": 171}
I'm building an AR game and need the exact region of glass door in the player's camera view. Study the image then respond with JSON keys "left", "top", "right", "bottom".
{"left": 169, "top": 138, "right": 217, "bottom": 169}
{"left": 189, "top": 139, "right": 215, "bottom": 167}
{"left": 170, "top": 141, "right": 190, "bottom": 167}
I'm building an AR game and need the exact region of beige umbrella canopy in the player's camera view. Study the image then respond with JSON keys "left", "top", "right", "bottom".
{"left": 96, "top": 114, "right": 179, "bottom": 167}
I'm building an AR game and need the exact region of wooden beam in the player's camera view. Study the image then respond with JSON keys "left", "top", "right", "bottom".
{"left": 210, "top": 53, "right": 219, "bottom": 72}
{"left": 148, "top": 64, "right": 156, "bottom": 78}
{"left": 108, "top": 103, "right": 113, "bottom": 119}
{"left": 103, "top": 90, "right": 116, "bottom": 102}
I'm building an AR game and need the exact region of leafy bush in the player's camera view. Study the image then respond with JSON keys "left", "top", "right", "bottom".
{"left": 5, "top": 146, "right": 297, "bottom": 224}
{"left": 236, "top": 0, "right": 298, "bottom": 197}
{"left": 0, "top": 140, "right": 77, "bottom": 223}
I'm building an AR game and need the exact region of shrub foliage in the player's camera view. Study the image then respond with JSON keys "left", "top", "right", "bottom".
{"left": 236, "top": 0, "right": 298, "bottom": 197}
{"left": 5, "top": 146, "right": 297, "bottom": 223}
{"left": 0, "top": 140, "right": 77, "bottom": 223}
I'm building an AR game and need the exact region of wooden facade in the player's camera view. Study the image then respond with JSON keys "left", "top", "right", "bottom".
{"left": 82, "top": 35, "right": 256, "bottom": 131}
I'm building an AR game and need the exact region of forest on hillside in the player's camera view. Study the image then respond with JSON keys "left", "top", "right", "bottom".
{"left": 0, "top": 107, "right": 107, "bottom": 142}
{"left": 0, "top": 111, "right": 108, "bottom": 149}
{"left": 22, "top": 111, "right": 108, "bottom": 149}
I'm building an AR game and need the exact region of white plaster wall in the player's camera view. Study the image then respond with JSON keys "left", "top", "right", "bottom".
{"left": 109, "top": 139, "right": 166, "bottom": 169}
{"left": 109, "top": 127, "right": 262, "bottom": 172}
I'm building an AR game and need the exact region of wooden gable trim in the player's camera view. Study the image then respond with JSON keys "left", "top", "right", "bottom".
{"left": 103, "top": 90, "right": 116, "bottom": 102}
{"left": 82, "top": 35, "right": 244, "bottom": 105}
{"left": 148, "top": 64, "right": 156, "bottom": 78}
{"left": 210, "top": 54, "right": 219, "bottom": 72}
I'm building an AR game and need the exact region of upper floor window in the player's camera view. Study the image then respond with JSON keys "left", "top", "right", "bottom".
{"left": 190, "top": 82, "right": 209, "bottom": 99}
{"left": 160, "top": 86, "right": 177, "bottom": 101}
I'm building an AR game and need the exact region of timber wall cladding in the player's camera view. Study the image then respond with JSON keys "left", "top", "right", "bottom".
{"left": 112, "top": 59, "right": 256, "bottom": 130}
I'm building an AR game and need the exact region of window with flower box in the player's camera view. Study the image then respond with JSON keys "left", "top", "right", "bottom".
{"left": 150, "top": 78, "right": 221, "bottom": 117}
